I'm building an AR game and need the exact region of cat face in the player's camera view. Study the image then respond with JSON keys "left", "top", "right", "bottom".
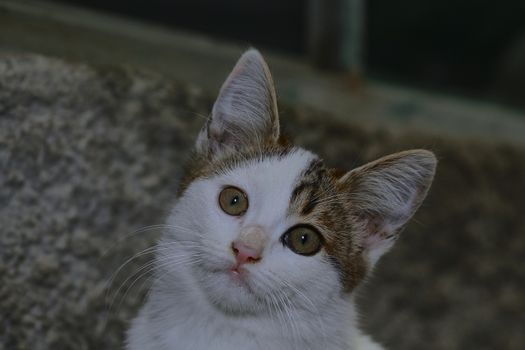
{"left": 167, "top": 148, "right": 343, "bottom": 314}
{"left": 158, "top": 50, "right": 436, "bottom": 315}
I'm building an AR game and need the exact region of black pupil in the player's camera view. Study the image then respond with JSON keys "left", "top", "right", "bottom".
{"left": 300, "top": 233, "right": 308, "bottom": 245}
{"left": 230, "top": 195, "right": 239, "bottom": 206}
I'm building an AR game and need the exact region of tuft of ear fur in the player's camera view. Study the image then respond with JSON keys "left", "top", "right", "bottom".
{"left": 338, "top": 150, "right": 437, "bottom": 267}
{"left": 196, "top": 49, "right": 279, "bottom": 157}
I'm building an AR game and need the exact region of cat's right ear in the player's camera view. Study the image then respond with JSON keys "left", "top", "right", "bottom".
{"left": 195, "top": 49, "right": 280, "bottom": 157}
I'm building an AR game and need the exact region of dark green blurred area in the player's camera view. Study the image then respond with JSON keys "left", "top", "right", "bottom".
{"left": 367, "top": 0, "right": 525, "bottom": 94}
{"left": 58, "top": 0, "right": 525, "bottom": 107}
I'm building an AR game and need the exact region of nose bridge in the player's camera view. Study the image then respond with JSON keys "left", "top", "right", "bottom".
{"left": 238, "top": 225, "right": 268, "bottom": 253}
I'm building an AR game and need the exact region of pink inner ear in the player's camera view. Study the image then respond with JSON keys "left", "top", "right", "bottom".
{"left": 228, "top": 64, "right": 244, "bottom": 78}
{"left": 365, "top": 228, "right": 395, "bottom": 247}
{"left": 362, "top": 215, "right": 398, "bottom": 260}
{"left": 365, "top": 232, "right": 383, "bottom": 247}
{"left": 365, "top": 215, "right": 394, "bottom": 238}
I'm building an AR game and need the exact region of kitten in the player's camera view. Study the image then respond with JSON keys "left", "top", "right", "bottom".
{"left": 126, "top": 49, "right": 436, "bottom": 350}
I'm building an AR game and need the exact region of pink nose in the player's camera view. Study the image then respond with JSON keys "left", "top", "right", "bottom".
{"left": 231, "top": 241, "right": 262, "bottom": 265}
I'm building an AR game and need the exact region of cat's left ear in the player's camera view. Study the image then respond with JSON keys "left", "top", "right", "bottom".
{"left": 196, "top": 49, "right": 280, "bottom": 157}
{"left": 338, "top": 150, "right": 437, "bottom": 267}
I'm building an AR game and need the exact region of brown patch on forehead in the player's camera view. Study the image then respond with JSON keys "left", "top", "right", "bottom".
{"left": 290, "top": 160, "right": 368, "bottom": 292}
{"left": 290, "top": 159, "right": 325, "bottom": 215}
{"left": 177, "top": 143, "right": 294, "bottom": 196}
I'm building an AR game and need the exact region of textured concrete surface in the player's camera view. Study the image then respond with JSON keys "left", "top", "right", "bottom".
{"left": 1, "top": 53, "right": 524, "bottom": 350}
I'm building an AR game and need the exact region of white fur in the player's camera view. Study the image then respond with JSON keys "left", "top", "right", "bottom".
{"left": 127, "top": 150, "right": 384, "bottom": 350}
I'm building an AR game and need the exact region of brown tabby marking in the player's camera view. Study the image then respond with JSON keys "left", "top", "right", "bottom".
{"left": 290, "top": 159, "right": 368, "bottom": 292}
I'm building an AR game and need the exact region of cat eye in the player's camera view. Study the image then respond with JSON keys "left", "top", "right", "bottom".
{"left": 281, "top": 225, "right": 323, "bottom": 256}
{"left": 219, "top": 186, "right": 249, "bottom": 216}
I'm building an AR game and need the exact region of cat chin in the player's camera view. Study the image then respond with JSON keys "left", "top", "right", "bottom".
{"left": 195, "top": 265, "right": 267, "bottom": 315}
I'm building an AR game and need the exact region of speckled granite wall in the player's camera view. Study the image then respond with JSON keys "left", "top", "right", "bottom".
{"left": 1, "top": 54, "right": 524, "bottom": 350}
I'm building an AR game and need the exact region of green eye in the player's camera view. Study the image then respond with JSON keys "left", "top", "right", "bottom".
{"left": 219, "top": 186, "right": 248, "bottom": 216}
{"left": 281, "top": 225, "right": 323, "bottom": 256}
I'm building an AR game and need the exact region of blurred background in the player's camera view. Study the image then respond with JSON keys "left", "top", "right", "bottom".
{"left": 1, "top": 1, "right": 524, "bottom": 350}
{"left": 2, "top": 0, "right": 525, "bottom": 140}
{"left": 61, "top": 0, "right": 525, "bottom": 107}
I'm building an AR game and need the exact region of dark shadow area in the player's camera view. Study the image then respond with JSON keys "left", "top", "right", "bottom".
{"left": 55, "top": 0, "right": 525, "bottom": 107}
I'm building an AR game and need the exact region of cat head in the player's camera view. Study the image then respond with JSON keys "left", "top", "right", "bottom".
{"left": 162, "top": 49, "right": 436, "bottom": 314}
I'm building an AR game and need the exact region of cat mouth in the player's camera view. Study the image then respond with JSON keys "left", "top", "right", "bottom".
{"left": 227, "top": 265, "right": 250, "bottom": 285}
{"left": 197, "top": 259, "right": 258, "bottom": 296}
{"left": 229, "top": 263, "right": 244, "bottom": 275}
{"left": 221, "top": 265, "right": 260, "bottom": 295}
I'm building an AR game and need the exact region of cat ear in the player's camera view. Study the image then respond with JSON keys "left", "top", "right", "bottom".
{"left": 196, "top": 49, "right": 280, "bottom": 156}
{"left": 338, "top": 150, "right": 437, "bottom": 267}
